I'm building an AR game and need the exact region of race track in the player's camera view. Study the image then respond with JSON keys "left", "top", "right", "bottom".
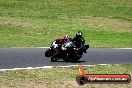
{"left": 0, "top": 48, "right": 132, "bottom": 69}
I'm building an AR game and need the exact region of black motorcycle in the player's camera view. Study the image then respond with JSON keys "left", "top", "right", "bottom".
{"left": 45, "top": 40, "right": 89, "bottom": 62}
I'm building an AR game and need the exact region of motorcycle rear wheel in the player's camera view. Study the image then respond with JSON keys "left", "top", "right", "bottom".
{"left": 71, "top": 54, "right": 81, "bottom": 62}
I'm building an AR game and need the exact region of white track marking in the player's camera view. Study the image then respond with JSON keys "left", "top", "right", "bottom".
{"left": 0, "top": 64, "right": 117, "bottom": 71}
{"left": 98, "top": 64, "right": 109, "bottom": 65}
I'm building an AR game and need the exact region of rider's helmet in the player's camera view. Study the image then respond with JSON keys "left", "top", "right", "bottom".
{"left": 76, "top": 31, "right": 82, "bottom": 38}
{"left": 64, "top": 35, "right": 70, "bottom": 40}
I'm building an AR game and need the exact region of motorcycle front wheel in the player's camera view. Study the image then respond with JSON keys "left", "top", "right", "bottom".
{"left": 45, "top": 49, "right": 54, "bottom": 57}
{"left": 51, "top": 52, "right": 60, "bottom": 62}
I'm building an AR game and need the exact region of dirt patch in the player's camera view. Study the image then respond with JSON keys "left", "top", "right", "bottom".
{"left": 75, "top": 16, "right": 132, "bottom": 32}
{"left": 0, "top": 17, "right": 35, "bottom": 28}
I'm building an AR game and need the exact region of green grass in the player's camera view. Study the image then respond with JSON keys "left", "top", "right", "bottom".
{"left": 0, "top": 0, "right": 132, "bottom": 47}
{"left": 0, "top": 64, "right": 132, "bottom": 88}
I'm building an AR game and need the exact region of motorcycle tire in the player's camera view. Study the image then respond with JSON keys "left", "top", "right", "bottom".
{"left": 45, "top": 49, "right": 53, "bottom": 57}
{"left": 51, "top": 57, "right": 56, "bottom": 62}
{"left": 62, "top": 53, "right": 71, "bottom": 63}
{"left": 71, "top": 54, "right": 81, "bottom": 62}
{"left": 51, "top": 52, "right": 59, "bottom": 62}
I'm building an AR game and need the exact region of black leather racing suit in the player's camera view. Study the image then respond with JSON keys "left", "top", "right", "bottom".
{"left": 72, "top": 36, "right": 87, "bottom": 53}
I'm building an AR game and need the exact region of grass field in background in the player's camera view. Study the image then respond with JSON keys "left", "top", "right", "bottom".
{"left": 0, "top": 65, "right": 132, "bottom": 88}
{"left": 0, "top": 0, "right": 132, "bottom": 47}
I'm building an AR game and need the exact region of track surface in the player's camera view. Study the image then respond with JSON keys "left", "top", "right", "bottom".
{"left": 0, "top": 48, "right": 132, "bottom": 69}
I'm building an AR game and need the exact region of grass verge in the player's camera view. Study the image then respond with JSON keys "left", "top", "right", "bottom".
{"left": 0, "top": 0, "right": 132, "bottom": 47}
{"left": 0, "top": 64, "right": 132, "bottom": 88}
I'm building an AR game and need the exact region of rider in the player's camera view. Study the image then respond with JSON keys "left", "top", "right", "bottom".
{"left": 72, "top": 31, "right": 87, "bottom": 53}
{"left": 51, "top": 35, "right": 71, "bottom": 61}
{"left": 52, "top": 35, "right": 71, "bottom": 49}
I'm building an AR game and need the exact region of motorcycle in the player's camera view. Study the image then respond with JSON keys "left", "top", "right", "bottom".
{"left": 45, "top": 40, "right": 89, "bottom": 62}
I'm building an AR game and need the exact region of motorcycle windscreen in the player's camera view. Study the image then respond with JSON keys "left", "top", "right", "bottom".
{"left": 64, "top": 41, "right": 74, "bottom": 48}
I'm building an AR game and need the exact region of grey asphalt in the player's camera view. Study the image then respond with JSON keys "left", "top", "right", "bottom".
{"left": 0, "top": 48, "right": 132, "bottom": 69}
